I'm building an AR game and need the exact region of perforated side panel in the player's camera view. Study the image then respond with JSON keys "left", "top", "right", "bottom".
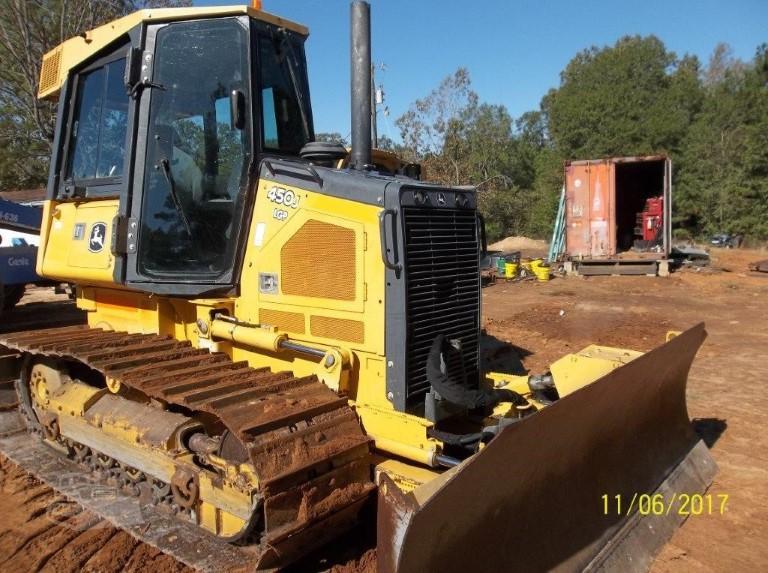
{"left": 259, "top": 308, "right": 305, "bottom": 334}
{"left": 310, "top": 316, "right": 365, "bottom": 344}
{"left": 281, "top": 220, "right": 356, "bottom": 300}
{"left": 39, "top": 49, "right": 62, "bottom": 95}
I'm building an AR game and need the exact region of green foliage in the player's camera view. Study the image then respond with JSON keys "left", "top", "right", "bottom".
{"left": 0, "top": 0, "right": 191, "bottom": 191}
{"left": 315, "top": 132, "right": 348, "bottom": 145}
{"left": 675, "top": 45, "right": 768, "bottom": 238}
{"left": 396, "top": 68, "right": 478, "bottom": 161}
{"left": 396, "top": 69, "right": 558, "bottom": 241}
{"left": 543, "top": 36, "right": 702, "bottom": 158}
{"left": 397, "top": 36, "right": 768, "bottom": 242}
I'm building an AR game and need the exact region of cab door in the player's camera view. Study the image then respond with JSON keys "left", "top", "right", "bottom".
{"left": 124, "top": 17, "right": 252, "bottom": 294}
{"left": 588, "top": 161, "right": 611, "bottom": 257}
{"left": 40, "top": 47, "right": 132, "bottom": 285}
{"left": 565, "top": 162, "right": 591, "bottom": 258}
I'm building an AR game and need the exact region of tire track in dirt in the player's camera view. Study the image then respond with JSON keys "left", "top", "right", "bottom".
{"left": 81, "top": 531, "right": 141, "bottom": 573}
{"left": 42, "top": 528, "right": 119, "bottom": 573}
{"left": 0, "top": 455, "right": 193, "bottom": 573}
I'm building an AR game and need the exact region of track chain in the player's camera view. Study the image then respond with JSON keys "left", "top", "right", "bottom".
{"left": 0, "top": 325, "right": 375, "bottom": 568}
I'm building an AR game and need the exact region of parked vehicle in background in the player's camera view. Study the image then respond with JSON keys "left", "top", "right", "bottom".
{"left": 0, "top": 197, "right": 43, "bottom": 314}
{"left": 710, "top": 234, "right": 743, "bottom": 248}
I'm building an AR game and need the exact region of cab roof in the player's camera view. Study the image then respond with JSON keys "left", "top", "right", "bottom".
{"left": 38, "top": 5, "right": 308, "bottom": 100}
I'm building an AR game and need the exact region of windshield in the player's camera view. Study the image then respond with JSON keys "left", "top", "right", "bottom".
{"left": 138, "top": 18, "right": 250, "bottom": 279}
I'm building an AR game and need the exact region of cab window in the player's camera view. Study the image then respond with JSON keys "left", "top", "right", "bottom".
{"left": 67, "top": 58, "right": 128, "bottom": 182}
{"left": 258, "top": 33, "right": 312, "bottom": 154}
{"left": 138, "top": 18, "right": 250, "bottom": 279}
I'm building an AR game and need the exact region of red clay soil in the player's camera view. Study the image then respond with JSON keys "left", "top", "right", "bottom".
{"left": 2, "top": 251, "right": 768, "bottom": 571}
{"left": 483, "top": 248, "right": 768, "bottom": 571}
{"left": 330, "top": 548, "right": 377, "bottom": 573}
{"left": 0, "top": 455, "right": 191, "bottom": 573}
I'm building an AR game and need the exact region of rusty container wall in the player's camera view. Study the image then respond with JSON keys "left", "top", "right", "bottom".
{"left": 564, "top": 155, "right": 671, "bottom": 259}
{"left": 564, "top": 160, "right": 614, "bottom": 257}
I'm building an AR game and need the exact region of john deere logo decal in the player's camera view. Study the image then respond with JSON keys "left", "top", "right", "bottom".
{"left": 88, "top": 223, "right": 107, "bottom": 253}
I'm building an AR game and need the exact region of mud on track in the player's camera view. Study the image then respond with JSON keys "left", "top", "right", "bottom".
{"left": 0, "top": 289, "right": 193, "bottom": 573}
{"left": 2, "top": 251, "right": 767, "bottom": 572}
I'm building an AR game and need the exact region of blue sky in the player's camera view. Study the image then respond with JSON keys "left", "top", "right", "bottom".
{"left": 199, "top": 0, "right": 767, "bottom": 140}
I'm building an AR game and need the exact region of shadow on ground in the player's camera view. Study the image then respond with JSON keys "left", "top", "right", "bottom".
{"left": 481, "top": 333, "right": 531, "bottom": 375}
{"left": 693, "top": 418, "right": 728, "bottom": 448}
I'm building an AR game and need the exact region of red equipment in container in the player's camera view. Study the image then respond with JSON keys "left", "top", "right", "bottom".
{"left": 636, "top": 196, "right": 664, "bottom": 242}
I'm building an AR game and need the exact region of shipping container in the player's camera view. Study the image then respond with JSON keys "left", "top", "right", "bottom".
{"left": 564, "top": 155, "right": 671, "bottom": 260}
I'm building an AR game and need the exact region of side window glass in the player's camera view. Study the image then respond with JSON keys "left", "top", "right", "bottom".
{"left": 68, "top": 58, "right": 128, "bottom": 182}
{"left": 258, "top": 34, "right": 311, "bottom": 154}
{"left": 262, "top": 87, "right": 279, "bottom": 148}
{"left": 97, "top": 59, "right": 129, "bottom": 178}
{"left": 69, "top": 68, "right": 105, "bottom": 180}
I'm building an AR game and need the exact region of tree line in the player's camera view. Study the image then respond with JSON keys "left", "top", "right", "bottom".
{"left": 386, "top": 37, "right": 768, "bottom": 243}
{"left": 1, "top": 4, "right": 765, "bottom": 242}
{"left": 0, "top": 0, "right": 190, "bottom": 191}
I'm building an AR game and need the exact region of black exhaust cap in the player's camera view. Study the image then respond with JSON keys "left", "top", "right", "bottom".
{"left": 350, "top": 1, "right": 372, "bottom": 170}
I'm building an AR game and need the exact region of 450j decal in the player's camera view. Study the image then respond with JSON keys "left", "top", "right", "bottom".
{"left": 267, "top": 186, "right": 300, "bottom": 209}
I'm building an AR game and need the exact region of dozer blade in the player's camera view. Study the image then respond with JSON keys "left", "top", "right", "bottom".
{"left": 378, "top": 323, "right": 716, "bottom": 573}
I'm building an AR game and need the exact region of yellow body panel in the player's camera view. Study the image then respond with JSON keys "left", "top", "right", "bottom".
{"left": 53, "top": 177, "right": 436, "bottom": 466}
{"left": 549, "top": 345, "right": 642, "bottom": 397}
{"left": 39, "top": 199, "right": 119, "bottom": 285}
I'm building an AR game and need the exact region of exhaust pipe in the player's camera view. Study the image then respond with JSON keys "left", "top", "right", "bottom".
{"left": 350, "top": 1, "right": 372, "bottom": 170}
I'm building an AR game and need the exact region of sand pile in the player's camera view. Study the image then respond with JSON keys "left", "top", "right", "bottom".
{"left": 489, "top": 236, "right": 548, "bottom": 253}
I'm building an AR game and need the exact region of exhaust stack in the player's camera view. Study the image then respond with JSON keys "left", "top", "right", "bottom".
{"left": 350, "top": 1, "right": 372, "bottom": 170}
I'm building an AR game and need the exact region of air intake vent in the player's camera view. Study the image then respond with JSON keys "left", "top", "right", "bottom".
{"left": 259, "top": 308, "right": 305, "bottom": 334}
{"left": 311, "top": 316, "right": 364, "bottom": 343}
{"left": 281, "top": 220, "right": 356, "bottom": 300}
{"left": 402, "top": 206, "right": 480, "bottom": 406}
{"left": 39, "top": 48, "right": 62, "bottom": 96}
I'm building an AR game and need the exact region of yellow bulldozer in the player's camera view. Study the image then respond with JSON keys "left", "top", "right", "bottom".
{"left": 0, "top": 2, "right": 716, "bottom": 571}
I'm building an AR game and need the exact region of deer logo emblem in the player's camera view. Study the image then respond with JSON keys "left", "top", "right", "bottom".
{"left": 88, "top": 223, "right": 107, "bottom": 253}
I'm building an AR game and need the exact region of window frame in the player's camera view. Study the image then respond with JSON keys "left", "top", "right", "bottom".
{"left": 58, "top": 47, "right": 131, "bottom": 198}
{"left": 252, "top": 20, "right": 315, "bottom": 161}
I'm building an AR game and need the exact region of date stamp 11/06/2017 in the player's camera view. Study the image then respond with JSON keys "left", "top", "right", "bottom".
{"left": 601, "top": 493, "right": 729, "bottom": 517}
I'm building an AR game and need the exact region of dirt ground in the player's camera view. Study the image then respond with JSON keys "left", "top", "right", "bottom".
{"left": 482, "top": 247, "right": 768, "bottom": 572}
{"left": 1, "top": 247, "right": 767, "bottom": 571}
{"left": 0, "top": 455, "right": 190, "bottom": 573}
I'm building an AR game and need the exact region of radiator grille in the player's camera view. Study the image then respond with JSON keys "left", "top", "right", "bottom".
{"left": 402, "top": 207, "right": 480, "bottom": 405}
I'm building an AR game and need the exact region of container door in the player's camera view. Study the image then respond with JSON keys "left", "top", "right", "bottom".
{"left": 589, "top": 162, "right": 611, "bottom": 257}
{"left": 663, "top": 158, "right": 672, "bottom": 257}
{"left": 565, "top": 163, "right": 591, "bottom": 257}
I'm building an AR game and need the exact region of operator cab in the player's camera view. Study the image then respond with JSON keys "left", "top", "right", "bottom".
{"left": 46, "top": 9, "right": 314, "bottom": 293}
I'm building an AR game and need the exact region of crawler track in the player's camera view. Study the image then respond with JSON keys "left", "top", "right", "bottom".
{"left": 0, "top": 325, "right": 375, "bottom": 569}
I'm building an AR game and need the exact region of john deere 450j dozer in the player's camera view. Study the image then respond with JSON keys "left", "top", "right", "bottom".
{"left": 0, "top": 2, "right": 716, "bottom": 571}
